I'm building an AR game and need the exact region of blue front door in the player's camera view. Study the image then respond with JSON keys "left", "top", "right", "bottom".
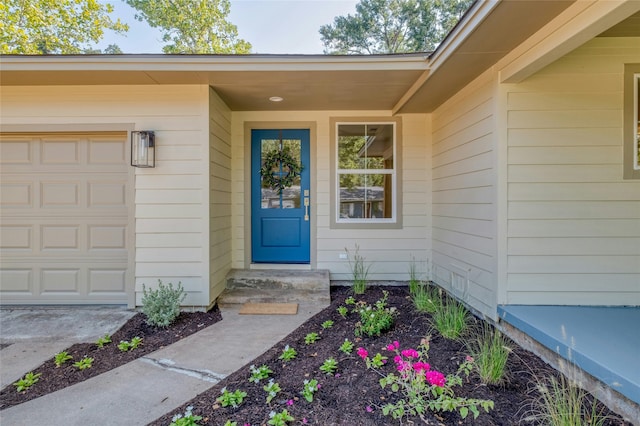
{"left": 251, "top": 129, "right": 310, "bottom": 263}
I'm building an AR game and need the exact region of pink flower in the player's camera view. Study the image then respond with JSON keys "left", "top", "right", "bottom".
{"left": 366, "top": 406, "right": 374, "bottom": 413}
{"left": 386, "top": 343, "right": 395, "bottom": 351}
{"left": 396, "top": 360, "right": 412, "bottom": 373}
{"left": 302, "top": 418, "right": 308, "bottom": 424}
{"left": 466, "top": 355, "right": 474, "bottom": 363}
{"left": 401, "top": 348, "right": 419, "bottom": 359}
{"left": 426, "top": 370, "right": 446, "bottom": 387}
{"left": 393, "top": 355, "right": 403, "bottom": 364}
{"left": 286, "top": 399, "right": 294, "bottom": 406}
{"left": 393, "top": 341, "right": 400, "bottom": 349}
{"left": 357, "top": 347, "right": 368, "bottom": 360}
{"left": 413, "top": 361, "right": 430, "bottom": 372}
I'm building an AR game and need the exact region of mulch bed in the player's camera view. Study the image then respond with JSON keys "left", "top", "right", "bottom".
{"left": 149, "top": 287, "right": 631, "bottom": 425}
{"left": 0, "top": 307, "right": 222, "bottom": 410}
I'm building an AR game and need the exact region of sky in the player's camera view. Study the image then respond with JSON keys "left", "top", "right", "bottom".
{"left": 97, "top": 0, "right": 359, "bottom": 54}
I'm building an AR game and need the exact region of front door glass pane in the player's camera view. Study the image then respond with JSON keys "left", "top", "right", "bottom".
{"left": 261, "top": 138, "right": 302, "bottom": 209}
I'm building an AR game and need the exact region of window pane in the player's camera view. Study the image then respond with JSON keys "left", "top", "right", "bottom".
{"left": 338, "top": 124, "right": 393, "bottom": 170}
{"left": 338, "top": 174, "right": 392, "bottom": 219}
{"left": 261, "top": 138, "right": 301, "bottom": 209}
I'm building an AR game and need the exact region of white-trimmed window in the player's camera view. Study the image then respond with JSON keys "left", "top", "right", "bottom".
{"left": 331, "top": 117, "right": 401, "bottom": 228}
{"left": 623, "top": 65, "right": 640, "bottom": 179}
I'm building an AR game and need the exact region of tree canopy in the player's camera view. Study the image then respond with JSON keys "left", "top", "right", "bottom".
{"left": 0, "top": 0, "right": 128, "bottom": 54}
{"left": 124, "top": 0, "right": 251, "bottom": 54}
{"left": 319, "top": 0, "right": 473, "bottom": 54}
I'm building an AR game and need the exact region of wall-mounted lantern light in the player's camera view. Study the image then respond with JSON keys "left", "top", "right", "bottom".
{"left": 131, "top": 130, "right": 155, "bottom": 168}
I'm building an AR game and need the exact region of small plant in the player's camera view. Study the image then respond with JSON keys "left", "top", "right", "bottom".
{"left": 345, "top": 244, "right": 371, "bottom": 294}
{"left": 170, "top": 406, "right": 202, "bottom": 426}
{"left": 337, "top": 305, "right": 348, "bottom": 318}
{"left": 301, "top": 379, "right": 319, "bottom": 402}
{"left": 249, "top": 364, "right": 273, "bottom": 383}
{"left": 321, "top": 320, "right": 334, "bottom": 329}
{"left": 73, "top": 356, "right": 94, "bottom": 370}
{"left": 222, "top": 421, "right": 236, "bottom": 426}
{"left": 278, "top": 345, "right": 297, "bottom": 362}
{"left": 412, "top": 282, "right": 442, "bottom": 314}
{"left": 263, "top": 379, "right": 281, "bottom": 403}
{"left": 13, "top": 372, "right": 41, "bottom": 392}
{"left": 353, "top": 290, "right": 397, "bottom": 337}
{"left": 319, "top": 357, "right": 338, "bottom": 375}
{"left": 304, "top": 332, "right": 320, "bottom": 345}
{"left": 268, "top": 409, "right": 294, "bottom": 426}
{"left": 141, "top": 279, "right": 186, "bottom": 327}
{"left": 467, "top": 326, "right": 511, "bottom": 385}
{"left": 339, "top": 338, "right": 354, "bottom": 354}
{"left": 526, "top": 375, "right": 607, "bottom": 426}
{"left": 95, "top": 333, "right": 112, "bottom": 348}
{"left": 431, "top": 297, "right": 469, "bottom": 340}
{"left": 359, "top": 341, "right": 493, "bottom": 421}
{"left": 357, "top": 347, "right": 388, "bottom": 368}
{"left": 344, "top": 296, "right": 356, "bottom": 305}
{"left": 408, "top": 255, "right": 422, "bottom": 295}
{"left": 54, "top": 351, "right": 73, "bottom": 367}
{"left": 216, "top": 387, "right": 247, "bottom": 408}
{"left": 118, "top": 336, "right": 143, "bottom": 352}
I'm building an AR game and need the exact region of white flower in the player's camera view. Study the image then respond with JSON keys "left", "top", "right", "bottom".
{"left": 269, "top": 411, "right": 276, "bottom": 418}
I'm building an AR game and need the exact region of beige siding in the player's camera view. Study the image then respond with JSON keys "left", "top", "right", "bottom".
{"left": 230, "top": 111, "right": 430, "bottom": 280}
{"left": 209, "top": 89, "right": 232, "bottom": 302}
{"left": 0, "top": 85, "right": 213, "bottom": 307}
{"left": 431, "top": 69, "right": 498, "bottom": 318}
{"left": 504, "top": 37, "right": 640, "bottom": 305}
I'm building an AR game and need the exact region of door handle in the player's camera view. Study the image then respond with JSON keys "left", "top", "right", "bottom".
{"left": 304, "top": 197, "right": 309, "bottom": 221}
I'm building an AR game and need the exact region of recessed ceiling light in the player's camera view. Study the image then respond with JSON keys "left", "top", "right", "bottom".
{"left": 269, "top": 96, "right": 284, "bottom": 102}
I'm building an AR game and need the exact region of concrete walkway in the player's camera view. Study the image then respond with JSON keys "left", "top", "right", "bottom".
{"left": 0, "top": 303, "right": 325, "bottom": 426}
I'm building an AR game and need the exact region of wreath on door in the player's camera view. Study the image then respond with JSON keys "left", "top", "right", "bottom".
{"left": 260, "top": 147, "right": 304, "bottom": 194}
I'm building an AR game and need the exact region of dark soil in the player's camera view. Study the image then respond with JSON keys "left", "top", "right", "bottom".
{"left": 0, "top": 308, "right": 222, "bottom": 410}
{"left": 150, "top": 287, "right": 631, "bottom": 426}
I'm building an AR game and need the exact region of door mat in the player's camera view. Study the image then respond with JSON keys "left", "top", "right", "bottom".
{"left": 239, "top": 302, "right": 298, "bottom": 315}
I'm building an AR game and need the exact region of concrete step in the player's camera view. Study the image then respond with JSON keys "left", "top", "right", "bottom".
{"left": 218, "top": 269, "right": 331, "bottom": 307}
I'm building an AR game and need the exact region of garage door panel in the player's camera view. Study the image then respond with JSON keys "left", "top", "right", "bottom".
{"left": 41, "top": 268, "right": 81, "bottom": 293}
{"left": 0, "top": 225, "right": 32, "bottom": 249}
{"left": 41, "top": 181, "right": 80, "bottom": 207}
{"left": 0, "top": 133, "right": 130, "bottom": 304}
{"left": 41, "top": 140, "right": 80, "bottom": 165}
{"left": 0, "top": 269, "right": 32, "bottom": 293}
{"left": 41, "top": 225, "right": 80, "bottom": 250}
{"left": 0, "top": 140, "right": 32, "bottom": 164}
{"left": 0, "top": 182, "right": 32, "bottom": 207}
{"left": 89, "top": 269, "right": 126, "bottom": 293}
{"left": 88, "top": 181, "right": 127, "bottom": 207}
{"left": 89, "top": 225, "right": 126, "bottom": 250}
{"left": 88, "top": 139, "right": 126, "bottom": 164}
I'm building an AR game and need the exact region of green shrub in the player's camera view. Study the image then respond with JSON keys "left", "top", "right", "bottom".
{"left": 353, "top": 290, "right": 397, "bottom": 337}
{"left": 412, "top": 282, "right": 442, "bottom": 314}
{"left": 526, "top": 375, "right": 607, "bottom": 426}
{"left": 346, "top": 244, "right": 370, "bottom": 295}
{"left": 141, "top": 280, "right": 186, "bottom": 327}
{"left": 431, "top": 297, "right": 469, "bottom": 340}
{"left": 467, "top": 326, "right": 511, "bottom": 385}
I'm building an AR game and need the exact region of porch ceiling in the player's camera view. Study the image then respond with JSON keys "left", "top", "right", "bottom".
{"left": 2, "top": 1, "right": 637, "bottom": 114}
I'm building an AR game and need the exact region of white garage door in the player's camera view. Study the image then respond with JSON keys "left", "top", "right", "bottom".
{"left": 0, "top": 132, "right": 132, "bottom": 304}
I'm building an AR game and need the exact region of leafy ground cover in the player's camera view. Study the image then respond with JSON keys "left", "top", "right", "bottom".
{"left": 0, "top": 308, "right": 222, "bottom": 410}
{"left": 150, "top": 287, "right": 631, "bottom": 426}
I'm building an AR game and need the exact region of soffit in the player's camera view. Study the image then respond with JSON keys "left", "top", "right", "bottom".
{"left": 598, "top": 11, "right": 640, "bottom": 37}
{"left": 396, "top": 0, "right": 576, "bottom": 113}
{"left": 0, "top": 55, "right": 426, "bottom": 112}
{"left": 3, "top": 2, "right": 635, "bottom": 114}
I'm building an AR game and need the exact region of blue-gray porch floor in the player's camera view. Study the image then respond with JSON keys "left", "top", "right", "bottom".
{"left": 497, "top": 305, "right": 640, "bottom": 406}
